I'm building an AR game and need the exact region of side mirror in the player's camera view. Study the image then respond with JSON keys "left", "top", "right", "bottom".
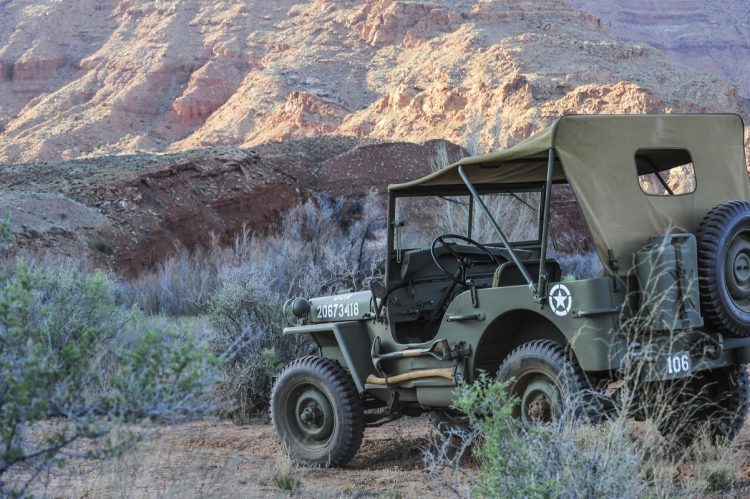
{"left": 370, "top": 279, "right": 388, "bottom": 300}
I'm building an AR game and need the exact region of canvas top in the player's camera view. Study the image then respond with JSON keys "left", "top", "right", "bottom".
{"left": 389, "top": 114, "right": 750, "bottom": 273}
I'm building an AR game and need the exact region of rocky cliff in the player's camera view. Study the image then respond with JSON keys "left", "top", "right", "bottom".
{"left": 0, "top": 0, "right": 745, "bottom": 164}
{"left": 570, "top": 0, "right": 750, "bottom": 99}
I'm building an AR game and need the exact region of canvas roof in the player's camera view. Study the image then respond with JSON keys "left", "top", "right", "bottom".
{"left": 390, "top": 114, "right": 750, "bottom": 274}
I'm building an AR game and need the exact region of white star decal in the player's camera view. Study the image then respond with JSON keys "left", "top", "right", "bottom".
{"left": 549, "top": 284, "right": 572, "bottom": 316}
{"left": 553, "top": 291, "right": 568, "bottom": 309}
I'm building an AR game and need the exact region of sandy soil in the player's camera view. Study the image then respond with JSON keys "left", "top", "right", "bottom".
{"left": 26, "top": 418, "right": 439, "bottom": 498}
{"left": 12, "top": 414, "right": 750, "bottom": 498}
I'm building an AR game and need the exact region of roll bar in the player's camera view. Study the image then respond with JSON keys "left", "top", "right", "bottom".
{"left": 457, "top": 148, "right": 556, "bottom": 302}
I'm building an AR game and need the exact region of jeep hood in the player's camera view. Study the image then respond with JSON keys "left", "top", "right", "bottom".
{"left": 390, "top": 114, "right": 750, "bottom": 274}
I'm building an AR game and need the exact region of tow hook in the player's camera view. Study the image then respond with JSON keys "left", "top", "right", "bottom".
{"left": 703, "top": 333, "right": 724, "bottom": 361}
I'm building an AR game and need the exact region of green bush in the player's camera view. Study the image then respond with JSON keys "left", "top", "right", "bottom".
{"left": 0, "top": 260, "right": 217, "bottom": 495}
{"left": 273, "top": 472, "right": 301, "bottom": 494}
{"left": 107, "top": 325, "right": 218, "bottom": 421}
{"left": 436, "top": 375, "right": 645, "bottom": 498}
{"left": 0, "top": 214, "right": 10, "bottom": 245}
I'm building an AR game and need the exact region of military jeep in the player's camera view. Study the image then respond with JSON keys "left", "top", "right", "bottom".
{"left": 271, "top": 114, "right": 750, "bottom": 466}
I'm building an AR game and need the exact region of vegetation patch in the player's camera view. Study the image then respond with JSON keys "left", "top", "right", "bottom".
{"left": 273, "top": 472, "right": 301, "bottom": 494}
{"left": 0, "top": 259, "right": 217, "bottom": 495}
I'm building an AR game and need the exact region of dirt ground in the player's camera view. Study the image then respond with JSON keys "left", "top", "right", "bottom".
{"left": 26, "top": 417, "right": 440, "bottom": 498}
{"left": 16, "top": 410, "right": 750, "bottom": 498}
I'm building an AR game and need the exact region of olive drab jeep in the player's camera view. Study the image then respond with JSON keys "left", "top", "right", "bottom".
{"left": 271, "top": 114, "right": 750, "bottom": 466}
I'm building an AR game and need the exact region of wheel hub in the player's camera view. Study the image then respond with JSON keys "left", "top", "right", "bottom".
{"left": 294, "top": 387, "right": 334, "bottom": 442}
{"left": 734, "top": 253, "right": 750, "bottom": 284}
{"left": 725, "top": 232, "right": 750, "bottom": 307}
{"left": 520, "top": 377, "right": 561, "bottom": 424}
{"left": 527, "top": 396, "right": 552, "bottom": 421}
{"left": 300, "top": 406, "right": 323, "bottom": 426}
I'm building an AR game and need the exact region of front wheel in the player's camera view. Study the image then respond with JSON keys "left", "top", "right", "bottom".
{"left": 271, "top": 356, "right": 364, "bottom": 466}
{"left": 496, "top": 340, "right": 601, "bottom": 424}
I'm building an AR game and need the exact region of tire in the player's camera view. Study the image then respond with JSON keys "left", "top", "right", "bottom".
{"left": 697, "top": 200, "right": 750, "bottom": 337}
{"left": 496, "top": 340, "right": 601, "bottom": 423}
{"left": 656, "top": 364, "right": 750, "bottom": 446}
{"left": 271, "top": 356, "right": 364, "bottom": 467}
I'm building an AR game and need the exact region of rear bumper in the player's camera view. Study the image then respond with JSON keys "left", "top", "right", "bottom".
{"left": 628, "top": 333, "right": 750, "bottom": 382}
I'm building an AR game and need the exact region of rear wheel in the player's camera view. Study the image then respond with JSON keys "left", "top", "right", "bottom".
{"left": 496, "top": 340, "right": 600, "bottom": 424}
{"left": 271, "top": 356, "right": 364, "bottom": 466}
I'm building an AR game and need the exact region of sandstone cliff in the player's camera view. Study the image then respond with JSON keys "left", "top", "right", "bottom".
{"left": 0, "top": 0, "right": 745, "bottom": 164}
{"left": 570, "top": 0, "right": 750, "bottom": 99}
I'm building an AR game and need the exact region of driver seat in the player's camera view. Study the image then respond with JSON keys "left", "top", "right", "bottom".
{"left": 492, "top": 260, "right": 562, "bottom": 287}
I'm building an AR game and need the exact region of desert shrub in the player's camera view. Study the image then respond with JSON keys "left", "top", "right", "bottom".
{"left": 208, "top": 263, "right": 311, "bottom": 421}
{"left": 0, "top": 260, "right": 217, "bottom": 495}
{"left": 273, "top": 472, "right": 301, "bottom": 494}
{"left": 703, "top": 468, "right": 733, "bottom": 492}
{"left": 115, "top": 191, "right": 385, "bottom": 421}
{"left": 106, "top": 320, "right": 218, "bottom": 421}
{"left": 122, "top": 191, "right": 385, "bottom": 317}
{"left": 550, "top": 250, "right": 603, "bottom": 280}
{"left": 121, "top": 243, "right": 221, "bottom": 316}
{"left": 207, "top": 192, "right": 385, "bottom": 421}
{"left": 423, "top": 375, "right": 645, "bottom": 498}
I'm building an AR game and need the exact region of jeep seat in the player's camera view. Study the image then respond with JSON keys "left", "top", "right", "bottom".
{"left": 492, "top": 260, "right": 562, "bottom": 287}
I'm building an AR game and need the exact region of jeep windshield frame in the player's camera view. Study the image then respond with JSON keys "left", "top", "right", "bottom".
{"left": 387, "top": 166, "right": 554, "bottom": 302}
{"left": 391, "top": 184, "right": 545, "bottom": 250}
{"left": 458, "top": 150, "right": 555, "bottom": 298}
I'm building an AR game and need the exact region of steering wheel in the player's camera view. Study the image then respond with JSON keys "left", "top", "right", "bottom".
{"left": 430, "top": 234, "right": 501, "bottom": 286}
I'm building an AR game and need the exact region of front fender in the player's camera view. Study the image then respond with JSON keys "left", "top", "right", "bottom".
{"left": 284, "top": 322, "right": 375, "bottom": 393}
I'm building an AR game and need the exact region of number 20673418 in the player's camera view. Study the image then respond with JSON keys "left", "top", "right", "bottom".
{"left": 315, "top": 302, "right": 360, "bottom": 320}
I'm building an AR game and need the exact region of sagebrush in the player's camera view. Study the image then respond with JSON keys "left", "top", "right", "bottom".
{"left": 207, "top": 192, "right": 385, "bottom": 421}
{"left": 0, "top": 259, "right": 217, "bottom": 495}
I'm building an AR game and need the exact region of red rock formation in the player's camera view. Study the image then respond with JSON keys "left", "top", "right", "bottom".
{"left": 0, "top": 0, "right": 746, "bottom": 165}
{"left": 172, "top": 59, "right": 246, "bottom": 123}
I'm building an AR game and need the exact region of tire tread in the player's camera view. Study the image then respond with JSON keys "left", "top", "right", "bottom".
{"left": 697, "top": 200, "right": 750, "bottom": 337}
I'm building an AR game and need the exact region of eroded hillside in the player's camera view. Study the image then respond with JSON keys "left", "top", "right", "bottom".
{"left": 0, "top": 137, "right": 467, "bottom": 275}
{"left": 0, "top": 0, "right": 746, "bottom": 164}
{"left": 570, "top": 0, "right": 750, "bottom": 98}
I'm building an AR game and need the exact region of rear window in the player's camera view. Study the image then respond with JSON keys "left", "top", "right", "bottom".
{"left": 635, "top": 148, "right": 696, "bottom": 196}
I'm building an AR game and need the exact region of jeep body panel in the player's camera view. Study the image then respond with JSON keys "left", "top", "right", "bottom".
{"left": 284, "top": 321, "right": 378, "bottom": 393}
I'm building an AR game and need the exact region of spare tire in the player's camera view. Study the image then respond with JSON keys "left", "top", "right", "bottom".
{"left": 697, "top": 200, "right": 750, "bottom": 337}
